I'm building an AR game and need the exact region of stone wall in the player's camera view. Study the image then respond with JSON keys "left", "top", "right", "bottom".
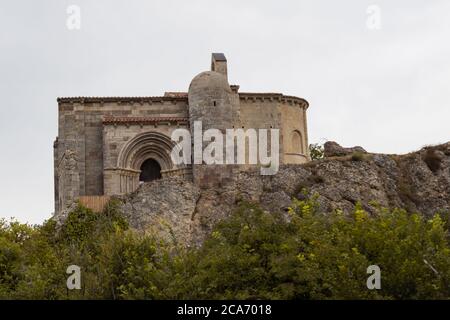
{"left": 238, "top": 95, "right": 309, "bottom": 164}
{"left": 54, "top": 98, "right": 188, "bottom": 212}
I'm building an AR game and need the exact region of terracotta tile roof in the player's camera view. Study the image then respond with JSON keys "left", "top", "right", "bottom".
{"left": 57, "top": 92, "right": 308, "bottom": 108}
{"left": 164, "top": 92, "right": 188, "bottom": 98}
{"left": 103, "top": 116, "right": 188, "bottom": 125}
{"left": 239, "top": 93, "right": 309, "bottom": 108}
{"left": 57, "top": 96, "right": 188, "bottom": 103}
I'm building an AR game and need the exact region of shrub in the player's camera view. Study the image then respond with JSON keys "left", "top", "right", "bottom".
{"left": 1, "top": 197, "right": 449, "bottom": 300}
{"left": 164, "top": 197, "right": 450, "bottom": 299}
{"left": 309, "top": 143, "right": 324, "bottom": 160}
{"left": 351, "top": 152, "right": 365, "bottom": 162}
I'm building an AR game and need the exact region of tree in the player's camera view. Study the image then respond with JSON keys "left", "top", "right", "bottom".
{"left": 309, "top": 143, "right": 324, "bottom": 160}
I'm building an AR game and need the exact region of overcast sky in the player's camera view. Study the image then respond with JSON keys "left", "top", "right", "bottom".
{"left": 1, "top": 0, "right": 449, "bottom": 224}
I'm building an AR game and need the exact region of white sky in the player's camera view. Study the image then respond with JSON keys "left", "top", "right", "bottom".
{"left": 1, "top": 0, "right": 449, "bottom": 224}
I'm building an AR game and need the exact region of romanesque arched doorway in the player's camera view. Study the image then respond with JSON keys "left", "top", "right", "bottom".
{"left": 117, "top": 131, "right": 175, "bottom": 172}
{"left": 106, "top": 131, "right": 184, "bottom": 194}
{"left": 139, "top": 158, "right": 162, "bottom": 182}
{"left": 102, "top": 131, "right": 190, "bottom": 195}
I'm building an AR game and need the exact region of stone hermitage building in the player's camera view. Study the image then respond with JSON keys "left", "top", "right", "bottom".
{"left": 54, "top": 53, "right": 310, "bottom": 214}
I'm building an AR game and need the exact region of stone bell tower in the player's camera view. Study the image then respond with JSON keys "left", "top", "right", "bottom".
{"left": 188, "top": 53, "right": 239, "bottom": 187}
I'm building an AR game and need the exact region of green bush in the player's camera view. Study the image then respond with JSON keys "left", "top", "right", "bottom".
{"left": 166, "top": 198, "right": 450, "bottom": 299}
{"left": 0, "top": 196, "right": 449, "bottom": 300}
{"left": 309, "top": 143, "right": 324, "bottom": 160}
{"left": 351, "top": 152, "right": 365, "bottom": 162}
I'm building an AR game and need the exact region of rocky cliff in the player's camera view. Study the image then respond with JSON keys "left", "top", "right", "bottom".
{"left": 116, "top": 142, "right": 450, "bottom": 247}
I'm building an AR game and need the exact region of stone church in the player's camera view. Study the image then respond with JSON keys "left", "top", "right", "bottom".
{"left": 54, "top": 53, "right": 310, "bottom": 214}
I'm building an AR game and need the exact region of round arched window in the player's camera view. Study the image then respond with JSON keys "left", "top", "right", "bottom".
{"left": 292, "top": 130, "right": 303, "bottom": 154}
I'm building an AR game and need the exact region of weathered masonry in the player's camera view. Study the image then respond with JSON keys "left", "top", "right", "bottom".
{"left": 54, "top": 53, "right": 310, "bottom": 214}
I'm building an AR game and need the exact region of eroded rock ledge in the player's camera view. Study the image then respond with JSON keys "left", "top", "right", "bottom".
{"left": 116, "top": 142, "right": 450, "bottom": 247}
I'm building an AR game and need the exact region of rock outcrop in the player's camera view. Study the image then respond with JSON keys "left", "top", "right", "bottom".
{"left": 113, "top": 142, "right": 450, "bottom": 247}
{"left": 324, "top": 141, "right": 367, "bottom": 157}
{"left": 117, "top": 178, "right": 201, "bottom": 246}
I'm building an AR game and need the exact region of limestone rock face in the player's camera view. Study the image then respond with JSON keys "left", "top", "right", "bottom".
{"left": 324, "top": 141, "right": 367, "bottom": 157}
{"left": 117, "top": 177, "right": 201, "bottom": 246}
{"left": 113, "top": 142, "right": 450, "bottom": 247}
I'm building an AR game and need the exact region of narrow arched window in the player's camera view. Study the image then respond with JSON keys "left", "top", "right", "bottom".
{"left": 292, "top": 130, "right": 303, "bottom": 154}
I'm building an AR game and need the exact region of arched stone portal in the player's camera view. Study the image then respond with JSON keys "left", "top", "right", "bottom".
{"left": 139, "top": 158, "right": 162, "bottom": 182}
{"left": 117, "top": 131, "right": 175, "bottom": 171}
{"left": 104, "top": 131, "right": 188, "bottom": 195}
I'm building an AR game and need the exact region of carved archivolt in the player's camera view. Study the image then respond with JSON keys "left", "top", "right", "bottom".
{"left": 117, "top": 131, "right": 177, "bottom": 171}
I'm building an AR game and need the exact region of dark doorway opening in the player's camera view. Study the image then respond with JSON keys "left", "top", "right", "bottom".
{"left": 139, "top": 159, "right": 162, "bottom": 182}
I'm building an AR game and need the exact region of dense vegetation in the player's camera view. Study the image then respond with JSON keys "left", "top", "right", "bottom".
{"left": 1, "top": 194, "right": 449, "bottom": 300}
